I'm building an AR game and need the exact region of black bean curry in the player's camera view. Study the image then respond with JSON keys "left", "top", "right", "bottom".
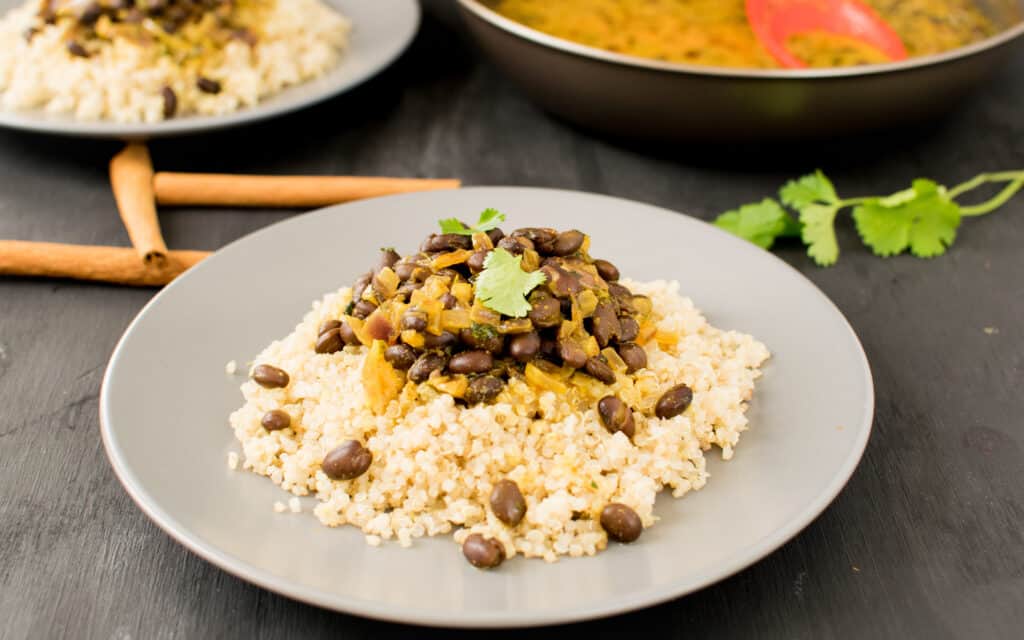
{"left": 250, "top": 215, "right": 701, "bottom": 568}
{"left": 319, "top": 222, "right": 692, "bottom": 421}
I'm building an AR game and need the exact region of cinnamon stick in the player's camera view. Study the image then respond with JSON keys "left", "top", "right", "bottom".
{"left": 153, "top": 173, "right": 461, "bottom": 208}
{"left": 0, "top": 241, "right": 209, "bottom": 287}
{"left": 110, "top": 143, "right": 168, "bottom": 265}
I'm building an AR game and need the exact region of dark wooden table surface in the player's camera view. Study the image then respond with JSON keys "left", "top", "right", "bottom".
{"left": 2, "top": 5, "right": 1023, "bottom": 639}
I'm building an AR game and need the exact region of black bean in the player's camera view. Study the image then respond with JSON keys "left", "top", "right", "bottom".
{"left": 196, "top": 77, "right": 221, "bottom": 94}
{"left": 655, "top": 384, "right": 694, "bottom": 419}
{"left": 79, "top": 2, "right": 102, "bottom": 26}
{"left": 597, "top": 395, "right": 635, "bottom": 438}
{"left": 252, "top": 364, "right": 289, "bottom": 388}
{"left": 401, "top": 311, "right": 427, "bottom": 332}
{"left": 490, "top": 479, "right": 527, "bottom": 526}
{"left": 384, "top": 344, "right": 417, "bottom": 370}
{"left": 591, "top": 301, "right": 621, "bottom": 348}
{"left": 160, "top": 86, "right": 178, "bottom": 118}
{"left": 422, "top": 330, "right": 457, "bottom": 350}
{"left": 448, "top": 350, "right": 493, "bottom": 375}
{"left": 541, "top": 263, "right": 582, "bottom": 298}
{"left": 321, "top": 440, "right": 372, "bottom": 481}
{"left": 467, "top": 250, "right": 489, "bottom": 274}
{"left": 462, "top": 533, "right": 505, "bottom": 569}
{"left": 585, "top": 356, "right": 616, "bottom": 385}
{"left": 558, "top": 338, "right": 587, "bottom": 369}
{"left": 539, "top": 337, "right": 559, "bottom": 361}
{"left": 497, "top": 235, "right": 532, "bottom": 255}
{"left": 67, "top": 41, "right": 90, "bottom": 58}
{"left": 315, "top": 328, "right": 344, "bottom": 354}
{"left": 377, "top": 248, "right": 401, "bottom": 272}
{"left": 440, "top": 293, "right": 457, "bottom": 310}
{"left": 460, "top": 325, "right": 504, "bottom": 354}
{"left": 618, "top": 317, "right": 639, "bottom": 343}
{"left": 486, "top": 228, "right": 505, "bottom": 244}
{"left": 395, "top": 281, "right": 422, "bottom": 301}
{"left": 617, "top": 342, "right": 648, "bottom": 373}
{"left": 600, "top": 503, "right": 642, "bottom": 543}
{"left": 261, "top": 409, "right": 290, "bottom": 431}
{"left": 527, "top": 294, "right": 562, "bottom": 328}
{"left": 394, "top": 261, "right": 416, "bottom": 281}
{"left": 352, "top": 299, "right": 377, "bottom": 320}
{"left": 352, "top": 272, "right": 372, "bottom": 300}
{"left": 318, "top": 319, "right": 341, "bottom": 336}
{"left": 408, "top": 352, "right": 447, "bottom": 383}
{"left": 421, "top": 233, "right": 471, "bottom": 253}
{"left": 508, "top": 331, "right": 541, "bottom": 362}
{"left": 338, "top": 322, "right": 360, "bottom": 346}
{"left": 512, "top": 228, "right": 556, "bottom": 254}
{"left": 594, "top": 259, "right": 620, "bottom": 282}
{"left": 551, "top": 230, "right": 584, "bottom": 256}
{"left": 608, "top": 282, "right": 635, "bottom": 313}
{"left": 434, "top": 268, "right": 461, "bottom": 283}
{"left": 465, "top": 375, "right": 504, "bottom": 404}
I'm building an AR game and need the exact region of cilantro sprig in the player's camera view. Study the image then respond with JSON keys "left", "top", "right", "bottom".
{"left": 714, "top": 170, "right": 1024, "bottom": 266}
{"left": 474, "top": 247, "right": 546, "bottom": 317}
{"left": 439, "top": 208, "right": 506, "bottom": 236}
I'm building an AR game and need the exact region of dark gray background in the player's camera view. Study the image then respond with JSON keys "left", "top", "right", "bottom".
{"left": 1, "top": 4, "right": 1022, "bottom": 639}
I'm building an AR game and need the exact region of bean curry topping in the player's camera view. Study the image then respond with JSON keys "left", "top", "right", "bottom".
{"left": 317, "top": 215, "right": 682, "bottom": 420}
{"left": 246, "top": 212, "right": 702, "bottom": 568}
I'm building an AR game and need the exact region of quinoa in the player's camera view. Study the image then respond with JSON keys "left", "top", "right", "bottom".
{"left": 0, "top": 0, "right": 350, "bottom": 123}
{"left": 228, "top": 279, "right": 769, "bottom": 563}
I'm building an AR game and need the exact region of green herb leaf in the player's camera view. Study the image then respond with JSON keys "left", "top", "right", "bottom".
{"left": 474, "top": 248, "right": 547, "bottom": 317}
{"left": 438, "top": 208, "right": 507, "bottom": 236}
{"left": 852, "top": 179, "right": 961, "bottom": 259}
{"left": 780, "top": 170, "right": 839, "bottom": 209}
{"left": 715, "top": 168, "right": 1024, "bottom": 266}
{"left": 800, "top": 204, "right": 841, "bottom": 267}
{"left": 714, "top": 198, "right": 801, "bottom": 249}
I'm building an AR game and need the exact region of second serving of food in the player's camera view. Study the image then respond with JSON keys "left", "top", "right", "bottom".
{"left": 229, "top": 210, "right": 769, "bottom": 569}
{"left": 0, "top": 0, "right": 350, "bottom": 122}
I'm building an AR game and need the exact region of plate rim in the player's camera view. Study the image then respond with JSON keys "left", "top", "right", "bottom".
{"left": 99, "top": 186, "right": 875, "bottom": 628}
{"left": 0, "top": 0, "right": 421, "bottom": 139}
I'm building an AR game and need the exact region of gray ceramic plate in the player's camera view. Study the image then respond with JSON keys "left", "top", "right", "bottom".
{"left": 100, "top": 187, "right": 874, "bottom": 628}
{"left": 0, "top": 0, "right": 419, "bottom": 138}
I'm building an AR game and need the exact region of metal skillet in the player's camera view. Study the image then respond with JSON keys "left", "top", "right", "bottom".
{"left": 456, "top": 0, "right": 1024, "bottom": 141}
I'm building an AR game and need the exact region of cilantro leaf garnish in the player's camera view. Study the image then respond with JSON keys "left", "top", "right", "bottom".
{"left": 853, "top": 179, "right": 961, "bottom": 259}
{"left": 800, "top": 204, "right": 842, "bottom": 266}
{"left": 714, "top": 198, "right": 800, "bottom": 249}
{"left": 439, "top": 208, "right": 506, "bottom": 236}
{"left": 474, "top": 248, "right": 546, "bottom": 317}
{"left": 713, "top": 169, "right": 1024, "bottom": 266}
{"left": 780, "top": 170, "right": 839, "bottom": 210}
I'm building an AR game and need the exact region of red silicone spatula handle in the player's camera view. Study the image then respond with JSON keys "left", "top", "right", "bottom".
{"left": 746, "top": 0, "right": 909, "bottom": 69}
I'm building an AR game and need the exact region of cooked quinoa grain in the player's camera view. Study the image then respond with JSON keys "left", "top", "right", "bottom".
{"left": 229, "top": 278, "right": 769, "bottom": 563}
